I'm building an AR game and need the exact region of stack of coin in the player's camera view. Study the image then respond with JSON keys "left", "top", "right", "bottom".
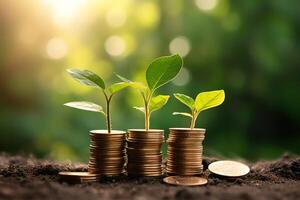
{"left": 167, "top": 128, "right": 205, "bottom": 175}
{"left": 88, "top": 130, "right": 126, "bottom": 176}
{"left": 59, "top": 172, "right": 101, "bottom": 184}
{"left": 126, "top": 129, "right": 164, "bottom": 176}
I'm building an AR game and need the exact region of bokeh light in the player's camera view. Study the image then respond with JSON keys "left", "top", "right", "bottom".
{"left": 105, "top": 36, "right": 126, "bottom": 57}
{"left": 136, "top": 2, "right": 160, "bottom": 28}
{"left": 46, "top": 38, "right": 68, "bottom": 59}
{"left": 195, "top": 0, "right": 218, "bottom": 11}
{"left": 169, "top": 36, "right": 191, "bottom": 58}
{"left": 172, "top": 68, "right": 191, "bottom": 86}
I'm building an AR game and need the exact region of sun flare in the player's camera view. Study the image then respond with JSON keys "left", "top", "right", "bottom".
{"left": 42, "top": 0, "right": 87, "bottom": 25}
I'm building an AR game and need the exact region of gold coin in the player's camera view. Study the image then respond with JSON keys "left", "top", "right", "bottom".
{"left": 127, "top": 150, "right": 162, "bottom": 155}
{"left": 127, "top": 142, "right": 162, "bottom": 148}
{"left": 208, "top": 160, "right": 250, "bottom": 178}
{"left": 128, "top": 158, "right": 162, "bottom": 163}
{"left": 127, "top": 140, "right": 162, "bottom": 144}
{"left": 166, "top": 169, "right": 204, "bottom": 174}
{"left": 168, "top": 134, "right": 205, "bottom": 138}
{"left": 127, "top": 170, "right": 162, "bottom": 173}
{"left": 59, "top": 172, "right": 100, "bottom": 177}
{"left": 163, "top": 176, "right": 207, "bottom": 186}
{"left": 89, "top": 151, "right": 125, "bottom": 156}
{"left": 168, "top": 148, "right": 203, "bottom": 152}
{"left": 167, "top": 162, "right": 203, "bottom": 167}
{"left": 167, "top": 154, "right": 203, "bottom": 158}
{"left": 128, "top": 159, "right": 162, "bottom": 163}
{"left": 89, "top": 156, "right": 125, "bottom": 160}
{"left": 128, "top": 172, "right": 163, "bottom": 177}
{"left": 129, "top": 154, "right": 162, "bottom": 158}
{"left": 88, "top": 171, "right": 124, "bottom": 176}
{"left": 88, "top": 162, "right": 125, "bottom": 167}
{"left": 167, "top": 153, "right": 203, "bottom": 157}
{"left": 90, "top": 130, "right": 126, "bottom": 134}
{"left": 128, "top": 129, "right": 164, "bottom": 135}
{"left": 168, "top": 135, "right": 205, "bottom": 139}
{"left": 169, "top": 128, "right": 205, "bottom": 132}
{"left": 166, "top": 169, "right": 203, "bottom": 173}
{"left": 167, "top": 165, "right": 202, "bottom": 168}
{"left": 166, "top": 171, "right": 203, "bottom": 176}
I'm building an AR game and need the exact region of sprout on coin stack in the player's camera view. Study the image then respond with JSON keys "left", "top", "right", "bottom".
{"left": 116, "top": 54, "right": 183, "bottom": 176}
{"left": 167, "top": 90, "right": 225, "bottom": 175}
{"left": 64, "top": 69, "right": 132, "bottom": 176}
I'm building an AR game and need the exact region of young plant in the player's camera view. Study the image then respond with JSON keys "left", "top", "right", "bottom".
{"left": 116, "top": 54, "right": 183, "bottom": 131}
{"left": 173, "top": 90, "right": 225, "bottom": 129}
{"left": 64, "top": 69, "right": 131, "bottom": 133}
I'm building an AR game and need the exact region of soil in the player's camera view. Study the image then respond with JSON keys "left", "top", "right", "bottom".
{"left": 0, "top": 153, "right": 300, "bottom": 200}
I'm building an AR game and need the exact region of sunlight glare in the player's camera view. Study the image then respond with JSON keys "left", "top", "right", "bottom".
{"left": 42, "top": 0, "right": 87, "bottom": 25}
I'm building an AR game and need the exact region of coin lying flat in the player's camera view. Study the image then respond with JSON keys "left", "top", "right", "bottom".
{"left": 208, "top": 160, "right": 250, "bottom": 178}
{"left": 59, "top": 172, "right": 100, "bottom": 177}
{"left": 59, "top": 172, "right": 101, "bottom": 183}
{"left": 163, "top": 176, "right": 208, "bottom": 186}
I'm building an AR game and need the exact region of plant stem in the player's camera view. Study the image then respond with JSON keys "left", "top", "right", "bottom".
{"left": 145, "top": 101, "right": 150, "bottom": 131}
{"left": 102, "top": 90, "right": 112, "bottom": 133}
{"left": 144, "top": 90, "right": 153, "bottom": 131}
{"left": 106, "top": 97, "right": 112, "bottom": 133}
{"left": 190, "top": 111, "right": 197, "bottom": 129}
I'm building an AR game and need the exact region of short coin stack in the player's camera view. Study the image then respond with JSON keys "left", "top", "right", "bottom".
{"left": 88, "top": 130, "right": 126, "bottom": 176}
{"left": 59, "top": 172, "right": 101, "bottom": 184}
{"left": 167, "top": 128, "right": 205, "bottom": 175}
{"left": 126, "top": 129, "right": 164, "bottom": 176}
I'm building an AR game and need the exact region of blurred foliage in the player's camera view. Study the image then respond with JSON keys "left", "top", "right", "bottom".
{"left": 0, "top": 0, "right": 299, "bottom": 161}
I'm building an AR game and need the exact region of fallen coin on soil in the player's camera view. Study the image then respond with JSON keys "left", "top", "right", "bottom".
{"left": 59, "top": 172, "right": 101, "bottom": 183}
{"left": 208, "top": 160, "right": 250, "bottom": 178}
{"left": 163, "top": 176, "right": 208, "bottom": 186}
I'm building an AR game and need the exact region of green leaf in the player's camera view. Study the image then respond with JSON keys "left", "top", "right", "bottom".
{"left": 194, "top": 90, "right": 225, "bottom": 113}
{"left": 64, "top": 101, "right": 104, "bottom": 114}
{"left": 133, "top": 106, "right": 145, "bottom": 113}
{"left": 115, "top": 73, "right": 147, "bottom": 90}
{"left": 108, "top": 82, "right": 130, "bottom": 94}
{"left": 67, "top": 69, "right": 105, "bottom": 89}
{"left": 114, "top": 73, "right": 131, "bottom": 83}
{"left": 129, "top": 82, "right": 147, "bottom": 90}
{"left": 146, "top": 54, "right": 183, "bottom": 91}
{"left": 173, "top": 112, "right": 193, "bottom": 118}
{"left": 149, "top": 95, "right": 170, "bottom": 113}
{"left": 173, "top": 93, "right": 195, "bottom": 109}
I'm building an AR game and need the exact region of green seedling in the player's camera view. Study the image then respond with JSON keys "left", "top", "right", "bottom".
{"left": 64, "top": 69, "right": 131, "bottom": 133}
{"left": 173, "top": 90, "right": 225, "bottom": 129}
{"left": 116, "top": 54, "right": 183, "bottom": 131}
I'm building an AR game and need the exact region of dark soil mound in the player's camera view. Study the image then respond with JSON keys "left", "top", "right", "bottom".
{"left": 0, "top": 153, "right": 300, "bottom": 200}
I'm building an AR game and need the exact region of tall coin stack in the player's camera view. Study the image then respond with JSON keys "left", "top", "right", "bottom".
{"left": 88, "top": 130, "right": 126, "bottom": 176}
{"left": 126, "top": 129, "right": 164, "bottom": 176}
{"left": 167, "top": 128, "right": 205, "bottom": 175}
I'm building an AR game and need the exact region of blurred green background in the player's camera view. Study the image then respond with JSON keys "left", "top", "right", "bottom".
{"left": 0, "top": 0, "right": 299, "bottom": 162}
